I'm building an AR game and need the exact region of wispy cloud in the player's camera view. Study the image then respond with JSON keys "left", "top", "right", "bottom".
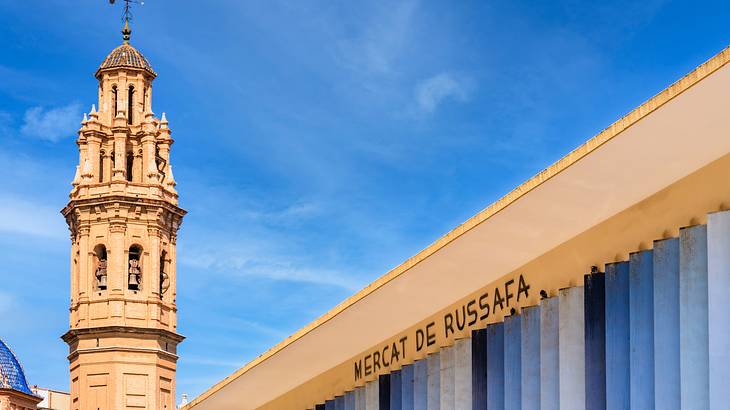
{"left": 180, "top": 249, "right": 362, "bottom": 292}
{"left": 20, "top": 103, "right": 81, "bottom": 142}
{"left": 0, "top": 291, "right": 14, "bottom": 316}
{"left": 0, "top": 195, "right": 67, "bottom": 239}
{"left": 333, "top": 0, "right": 419, "bottom": 76}
{"left": 413, "top": 72, "right": 472, "bottom": 115}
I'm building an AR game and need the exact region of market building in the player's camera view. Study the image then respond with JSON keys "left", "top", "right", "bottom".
{"left": 183, "top": 44, "right": 730, "bottom": 410}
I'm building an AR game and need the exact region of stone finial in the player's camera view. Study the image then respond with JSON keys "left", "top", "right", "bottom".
{"left": 160, "top": 112, "right": 168, "bottom": 129}
{"left": 166, "top": 165, "right": 177, "bottom": 189}
{"left": 72, "top": 165, "right": 81, "bottom": 187}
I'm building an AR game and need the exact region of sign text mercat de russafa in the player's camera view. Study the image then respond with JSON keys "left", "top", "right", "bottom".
{"left": 353, "top": 274, "right": 530, "bottom": 382}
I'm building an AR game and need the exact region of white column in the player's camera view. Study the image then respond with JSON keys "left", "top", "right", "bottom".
{"left": 365, "top": 379, "right": 378, "bottom": 410}
{"left": 401, "top": 364, "right": 414, "bottom": 410}
{"left": 355, "top": 386, "right": 366, "bottom": 410}
{"left": 653, "top": 238, "right": 680, "bottom": 410}
{"left": 440, "top": 345, "right": 455, "bottom": 410}
{"left": 541, "top": 297, "right": 559, "bottom": 410}
{"left": 414, "top": 359, "right": 428, "bottom": 410}
{"left": 427, "top": 353, "right": 440, "bottom": 410}
{"left": 708, "top": 211, "right": 730, "bottom": 409}
{"left": 629, "top": 251, "right": 654, "bottom": 410}
{"left": 605, "top": 262, "right": 630, "bottom": 410}
{"left": 679, "top": 224, "right": 708, "bottom": 410}
{"left": 504, "top": 314, "right": 522, "bottom": 410}
{"left": 521, "top": 305, "right": 540, "bottom": 410}
{"left": 344, "top": 390, "right": 355, "bottom": 410}
{"left": 454, "top": 338, "right": 472, "bottom": 410}
{"left": 559, "top": 286, "right": 584, "bottom": 410}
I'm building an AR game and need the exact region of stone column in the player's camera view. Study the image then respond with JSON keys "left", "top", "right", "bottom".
{"left": 147, "top": 226, "right": 161, "bottom": 299}
{"left": 141, "top": 134, "right": 157, "bottom": 184}
{"left": 77, "top": 225, "right": 90, "bottom": 301}
{"left": 109, "top": 221, "right": 126, "bottom": 295}
{"left": 112, "top": 121, "right": 128, "bottom": 181}
{"left": 86, "top": 136, "right": 101, "bottom": 182}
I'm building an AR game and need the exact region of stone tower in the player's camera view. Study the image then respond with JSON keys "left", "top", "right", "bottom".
{"left": 61, "top": 21, "right": 185, "bottom": 410}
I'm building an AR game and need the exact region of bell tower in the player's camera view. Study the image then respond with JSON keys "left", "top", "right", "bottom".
{"left": 61, "top": 19, "right": 185, "bottom": 410}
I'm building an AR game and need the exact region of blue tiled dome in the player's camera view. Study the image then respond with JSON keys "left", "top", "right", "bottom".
{"left": 0, "top": 338, "right": 33, "bottom": 396}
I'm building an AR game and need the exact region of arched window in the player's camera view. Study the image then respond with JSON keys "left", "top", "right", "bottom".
{"left": 127, "top": 85, "right": 135, "bottom": 124}
{"left": 126, "top": 152, "right": 134, "bottom": 182}
{"left": 128, "top": 245, "right": 142, "bottom": 291}
{"left": 93, "top": 245, "right": 108, "bottom": 291}
{"left": 99, "top": 150, "right": 105, "bottom": 182}
{"left": 159, "top": 250, "right": 169, "bottom": 298}
{"left": 111, "top": 85, "right": 118, "bottom": 117}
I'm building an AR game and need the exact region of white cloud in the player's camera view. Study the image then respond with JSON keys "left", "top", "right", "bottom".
{"left": 181, "top": 250, "right": 362, "bottom": 292}
{"left": 334, "top": 0, "right": 419, "bottom": 76}
{"left": 0, "top": 291, "right": 14, "bottom": 315}
{"left": 20, "top": 103, "right": 81, "bottom": 142}
{"left": 414, "top": 72, "right": 471, "bottom": 114}
{"left": 0, "top": 195, "right": 67, "bottom": 239}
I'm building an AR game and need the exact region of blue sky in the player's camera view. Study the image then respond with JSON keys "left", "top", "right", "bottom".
{"left": 0, "top": 0, "right": 729, "bottom": 403}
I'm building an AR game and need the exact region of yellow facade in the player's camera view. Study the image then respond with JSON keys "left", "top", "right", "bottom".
{"left": 61, "top": 23, "right": 185, "bottom": 410}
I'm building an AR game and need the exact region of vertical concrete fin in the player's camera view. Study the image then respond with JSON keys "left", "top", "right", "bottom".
{"left": 486, "top": 322, "right": 505, "bottom": 410}
{"left": 679, "top": 224, "right": 708, "bottom": 409}
{"left": 540, "top": 296, "right": 559, "bottom": 410}
{"left": 345, "top": 390, "right": 356, "bottom": 410}
{"left": 365, "top": 379, "right": 379, "bottom": 410}
{"left": 559, "top": 286, "right": 585, "bottom": 410}
{"left": 413, "top": 359, "right": 428, "bottom": 410}
{"left": 521, "top": 305, "right": 540, "bottom": 410}
{"left": 472, "top": 328, "right": 488, "bottom": 410}
{"left": 629, "top": 250, "right": 654, "bottom": 410}
{"left": 356, "top": 386, "right": 366, "bottom": 410}
{"left": 504, "top": 315, "right": 522, "bottom": 410}
{"left": 390, "top": 370, "right": 402, "bottom": 410}
{"left": 653, "top": 237, "right": 680, "bottom": 410}
{"left": 584, "top": 270, "right": 606, "bottom": 410}
{"left": 454, "top": 338, "right": 472, "bottom": 410}
{"left": 427, "top": 353, "right": 441, "bottom": 410}
{"left": 605, "top": 262, "right": 630, "bottom": 410}
{"left": 401, "top": 364, "right": 415, "bottom": 410}
{"left": 336, "top": 395, "right": 345, "bottom": 410}
{"left": 379, "top": 375, "right": 390, "bottom": 410}
{"left": 708, "top": 211, "right": 730, "bottom": 409}
{"left": 440, "top": 345, "right": 455, "bottom": 410}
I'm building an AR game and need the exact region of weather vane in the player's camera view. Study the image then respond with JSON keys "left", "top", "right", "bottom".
{"left": 109, "top": 0, "right": 144, "bottom": 43}
{"left": 108, "top": 0, "right": 144, "bottom": 24}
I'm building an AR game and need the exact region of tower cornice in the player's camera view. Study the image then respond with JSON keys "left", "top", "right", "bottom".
{"left": 61, "top": 325, "right": 184, "bottom": 344}
{"left": 62, "top": 195, "right": 187, "bottom": 218}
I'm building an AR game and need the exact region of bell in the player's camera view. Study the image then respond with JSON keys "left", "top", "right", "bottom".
{"left": 129, "top": 272, "right": 140, "bottom": 286}
{"left": 99, "top": 274, "right": 108, "bottom": 288}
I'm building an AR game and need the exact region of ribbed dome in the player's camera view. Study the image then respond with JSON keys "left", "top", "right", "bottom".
{"left": 96, "top": 43, "right": 156, "bottom": 78}
{"left": 0, "top": 339, "right": 33, "bottom": 396}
